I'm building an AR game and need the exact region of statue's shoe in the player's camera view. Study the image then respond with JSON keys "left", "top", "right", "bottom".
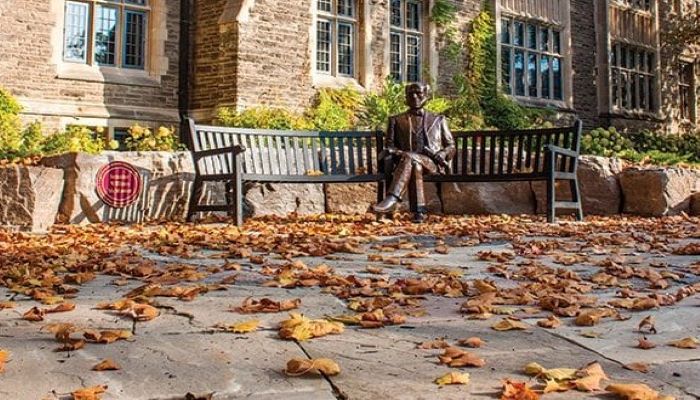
{"left": 372, "top": 195, "right": 400, "bottom": 213}
{"left": 412, "top": 212, "right": 427, "bottom": 223}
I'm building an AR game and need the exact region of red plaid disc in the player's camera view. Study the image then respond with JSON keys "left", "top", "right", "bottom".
{"left": 95, "top": 161, "right": 142, "bottom": 208}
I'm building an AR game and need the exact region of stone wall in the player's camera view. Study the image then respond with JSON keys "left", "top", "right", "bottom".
{"left": 0, "top": 166, "right": 64, "bottom": 233}
{"left": 0, "top": 0, "right": 181, "bottom": 129}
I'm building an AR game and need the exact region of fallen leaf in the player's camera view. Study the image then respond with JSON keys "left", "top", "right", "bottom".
{"left": 438, "top": 347, "right": 486, "bottom": 368}
{"left": 624, "top": 362, "right": 650, "bottom": 373}
{"left": 23, "top": 307, "right": 45, "bottom": 321}
{"left": 605, "top": 383, "right": 664, "bottom": 400}
{"left": 278, "top": 313, "right": 344, "bottom": 341}
{"left": 56, "top": 338, "right": 85, "bottom": 352}
{"left": 573, "top": 362, "right": 608, "bottom": 392}
{"left": 417, "top": 339, "right": 450, "bottom": 349}
{"left": 457, "top": 337, "right": 485, "bottom": 348}
{"left": 0, "top": 301, "right": 16, "bottom": 310}
{"left": 544, "top": 379, "right": 573, "bottom": 393}
{"left": 638, "top": 315, "right": 656, "bottom": 334}
{"left": 537, "top": 315, "right": 561, "bottom": 329}
{"left": 0, "top": 349, "right": 9, "bottom": 373}
{"left": 285, "top": 358, "right": 340, "bottom": 376}
{"left": 124, "top": 303, "right": 159, "bottom": 321}
{"left": 668, "top": 337, "right": 699, "bottom": 349}
{"left": 233, "top": 297, "right": 301, "bottom": 313}
{"left": 219, "top": 320, "right": 260, "bottom": 334}
{"left": 71, "top": 385, "right": 107, "bottom": 400}
{"left": 492, "top": 318, "right": 528, "bottom": 331}
{"left": 501, "top": 379, "right": 539, "bottom": 400}
{"left": 46, "top": 302, "right": 76, "bottom": 313}
{"left": 637, "top": 337, "right": 657, "bottom": 349}
{"left": 92, "top": 359, "right": 120, "bottom": 371}
{"left": 435, "top": 371, "right": 470, "bottom": 385}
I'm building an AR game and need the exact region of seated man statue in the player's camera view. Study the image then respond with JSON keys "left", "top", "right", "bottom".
{"left": 373, "top": 83, "right": 455, "bottom": 222}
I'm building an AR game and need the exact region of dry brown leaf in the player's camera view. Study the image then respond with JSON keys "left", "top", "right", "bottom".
{"left": 492, "top": 318, "right": 528, "bottom": 331}
{"left": 23, "top": 307, "right": 45, "bottom": 321}
{"left": 434, "top": 372, "right": 470, "bottom": 385}
{"left": 124, "top": 303, "right": 159, "bottom": 321}
{"left": 638, "top": 315, "right": 657, "bottom": 334}
{"left": 417, "top": 339, "right": 450, "bottom": 349}
{"left": 285, "top": 358, "right": 340, "bottom": 376}
{"left": 92, "top": 359, "right": 120, "bottom": 371}
{"left": 457, "top": 337, "right": 485, "bottom": 348}
{"left": 46, "top": 302, "right": 76, "bottom": 313}
{"left": 623, "top": 362, "right": 650, "bottom": 373}
{"left": 233, "top": 297, "right": 301, "bottom": 313}
{"left": 0, "top": 301, "right": 16, "bottom": 310}
{"left": 71, "top": 384, "right": 108, "bottom": 400}
{"left": 668, "top": 337, "right": 699, "bottom": 349}
{"left": 573, "top": 362, "right": 609, "bottom": 392}
{"left": 543, "top": 379, "right": 573, "bottom": 393}
{"left": 637, "top": 337, "right": 657, "bottom": 349}
{"left": 278, "top": 313, "right": 344, "bottom": 341}
{"left": 438, "top": 347, "right": 486, "bottom": 368}
{"left": 537, "top": 315, "right": 561, "bottom": 329}
{"left": 501, "top": 379, "right": 539, "bottom": 400}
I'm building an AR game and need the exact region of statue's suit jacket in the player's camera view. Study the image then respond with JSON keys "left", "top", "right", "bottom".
{"left": 385, "top": 110, "right": 456, "bottom": 174}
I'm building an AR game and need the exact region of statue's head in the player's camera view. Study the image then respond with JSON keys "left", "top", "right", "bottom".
{"left": 405, "top": 83, "right": 430, "bottom": 111}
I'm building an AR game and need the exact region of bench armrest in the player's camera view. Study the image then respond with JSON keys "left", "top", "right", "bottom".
{"left": 545, "top": 144, "right": 578, "bottom": 158}
{"left": 194, "top": 145, "right": 246, "bottom": 159}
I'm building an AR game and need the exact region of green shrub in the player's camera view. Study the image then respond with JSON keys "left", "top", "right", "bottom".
{"left": 308, "top": 88, "right": 358, "bottom": 131}
{"left": 0, "top": 88, "right": 24, "bottom": 158}
{"left": 42, "top": 126, "right": 105, "bottom": 155}
{"left": 357, "top": 78, "right": 408, "bottom": 130}
{"left": 125, "top": 124, "right": 182, "bottom": 151}
{"left": 581, "top": 127, "right": 634, "bottom": 157}
{"left": 217, "top": 106, "right": 312, "bottom": 130}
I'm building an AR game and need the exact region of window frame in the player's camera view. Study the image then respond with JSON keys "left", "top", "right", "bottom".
{"left": 62, "top": 0, "right": 150, "bottom": 70}
{"left": 389, "top": 0, "right": 424, "bottom": 83}
{"left": 315, "top": 0, "right": 358, "bottom": 78}
{"left": 679, "top": 61, "right": 695, "bottom": 122}
{"left": 499, "top": 14, "right": 566, "bottom": 104}
{"left": 609, "top": 42, "right": 658, "bottom": 115}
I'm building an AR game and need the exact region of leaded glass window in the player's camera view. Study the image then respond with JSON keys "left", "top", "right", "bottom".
{"left": 679, "top": 62, "right": 694, "bottom": 121}
{"left": 390, "top": 0, "right": 423, "bottom": 82}
{"left": 500, "top": 17, "right": 564, "bottom": 101}
{"left": 610, "top": 43, "right": 657, "bottom": 113}
{"left": 315, "top": 0, "right": 357, "bottom": 77}
{"left": 62, "top": 0, "right": 149, "bottom": 69}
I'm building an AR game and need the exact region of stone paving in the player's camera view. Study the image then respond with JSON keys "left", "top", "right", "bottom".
{"left": 0, "top": 218, "right": 698, "bottom": 400}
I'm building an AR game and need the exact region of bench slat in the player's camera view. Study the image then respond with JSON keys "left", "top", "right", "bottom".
{"left": 516, "top": 133, "right": 524, "bottom": 172}
{"left": 282, "top": 136, "right": 292, "bottom": 175}
{"left": 533, "top": 132, "right": 543, "bottom": 173}
{"left": 348, "top": 136, "right": 356, "bottom": 175}
{"left": 329, "top": 136, "right": 337, "bottom": 174}
{"left": 311, "top": 138, "right": 320, "bottom": 172}
{"left": 497, "top": 133, "right": 505, "bottom": 175}
{"left": 319, "top": 136, "right": 328, "bottom": 174}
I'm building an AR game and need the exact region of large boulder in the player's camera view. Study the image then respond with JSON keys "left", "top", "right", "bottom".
{"left": 690, "top": 192, "right": 700, "bottom": 216}
{"left": 324, "top": 182, "right": 442, "bottom": 214}
{"left": 244, "top": 182, "right": 325, "bottom": 217}
{"left": 532, "top": 156, "right": 625, "bottom": 215}
{"left": 41, "top": 152, "right": 195, "bottom": 223}
{"left": 0, "top": 165, "right": 64, "bottom": 233}
{"left": 442, "top": 181, "right": 535, "bottom": 215}
{"left": 619, "top": 167, "right": 700, "bottom": 216}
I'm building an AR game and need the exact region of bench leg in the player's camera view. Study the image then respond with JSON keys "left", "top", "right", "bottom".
{"left": 546, "top": 153, "right": 556, "bottom": 223}
{"left": 376, "top": 181, "right": 386, "bottom": 204}
{"left": 569, "top": 178, "right": 584, "bottom": 221}
{"left": 187, "top": 176, "right": 203, "bottom": 222}
{"left": 233, "top": 156, "right": 243, "bottom": 227}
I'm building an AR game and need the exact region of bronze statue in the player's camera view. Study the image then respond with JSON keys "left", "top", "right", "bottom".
{"left": 373, "top": 83, "right": 455, "bottom": 222}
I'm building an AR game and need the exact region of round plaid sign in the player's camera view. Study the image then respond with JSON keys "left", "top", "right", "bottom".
{"left": 95, "top": 161, "right": 142, "bottom": 208}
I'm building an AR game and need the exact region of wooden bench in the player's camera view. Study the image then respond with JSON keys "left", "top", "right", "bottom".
{"left": 185, "top": 119, "right": 386, "bottom": 225}
{"left": 410, "top": 120, "right": 584, "bottom": 222}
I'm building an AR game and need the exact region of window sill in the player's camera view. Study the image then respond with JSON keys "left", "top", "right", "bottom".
{"left": 508, "top": 96, "right": 574, "bottom": 112}
{"left": 56, "top": 63, "right": 161, "bottom": 87}
{"left": 312, "top": 74, "right": 367, "bottom": 91}
{"left": 602, "top": 110, "right": 664, "bottom": 122}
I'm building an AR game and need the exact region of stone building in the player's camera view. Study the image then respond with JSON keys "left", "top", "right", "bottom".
{"left": 0, "top": 0, "right": 697, "bottom": 139}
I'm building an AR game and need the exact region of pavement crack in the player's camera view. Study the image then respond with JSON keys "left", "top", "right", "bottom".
{"left": 145, "top": 345, "right": 178, "bottom": 364}
{"left": 293, "top": 340, "right": 348, "bottom": 400}
{"left": 154, "top": 304, "right": 202, "bottom": 328}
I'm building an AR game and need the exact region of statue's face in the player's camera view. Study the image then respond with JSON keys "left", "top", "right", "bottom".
{"left": 405, "top": 84, "right": 429, "bottom": 110}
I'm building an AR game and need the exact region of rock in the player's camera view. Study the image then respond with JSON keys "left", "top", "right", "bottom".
{"left": 532, "top": 156, "right": 625, "bottom": 215}
{"left": 690, "top": 192, "right": 700, "bottom": 216}
{"left": 41, "top": 152, "right": 195, "bottom": 223}
{"left": 619, "top": 167, "right": 700, "bottom": 216}
{"left": 244, "top": 182, "right": 325, "bottom": 217}
{"left": 325, "top": 183, "right": 376, "bottom": 214}
{"left": 442, "top": 181, "right": 535, "bottom": 215}
{"left": 0, "top": 165, "right": 64, "bottom": 233}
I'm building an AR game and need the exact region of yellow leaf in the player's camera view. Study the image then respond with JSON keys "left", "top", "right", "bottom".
{"left": 605, "top": 383, "right": 664, "bottom": 400}
{"left": 72, "top": 384, "right": 108, "bottom": 400}
{"left": 0, "top": 349, "right": 10, "bottom": 373}
{"left": 279, "top": 314, "right": 343, "bottom": 341}
{"left": 544, "top": 379, "right": 572, "bottom": 393}
{"left": 225, "top": 320, "right": 260, "bottom": 333}
{"left": 492, "top": 318, "right": 528, "bottom": 331}
{"left": 92, "top": 359, "right": 120, "bottom": 371}
{"left": 668, "top": 337, "right": 698, "bottom": 349}
{"left": 435, "top": 372, "right": 470, "bottom": 385}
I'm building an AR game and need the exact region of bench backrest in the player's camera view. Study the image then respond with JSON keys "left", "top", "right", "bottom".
{"left": 188, "top": 120, "right": 384, "bottom": 180}
{"left": 447, "top": 121, "right": 582, "bottom": 177}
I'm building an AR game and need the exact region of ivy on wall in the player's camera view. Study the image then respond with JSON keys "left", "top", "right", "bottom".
{"left": 431, "top": 0, "right": 462, "bottom": 61}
